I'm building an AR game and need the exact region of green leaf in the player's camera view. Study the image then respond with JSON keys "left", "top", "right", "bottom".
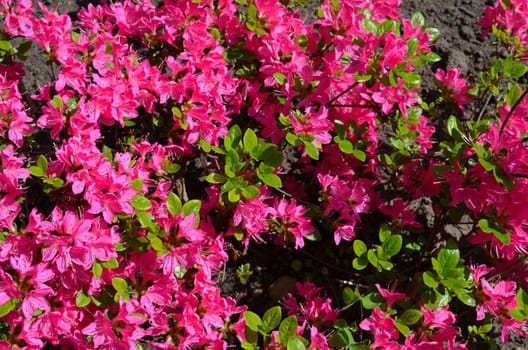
{"left": 425, "top": 51, "right": 441, "bottom": 63}
{"left": 437, "top": 242, "right": 460, "bottom": 269}
{"left": 37, "top": 155, "right": 48, "bottom": 172}
{"left": 400, "top": 71, "right": 421, "bottom": 89}
{"left": 166, "top": 192, "right": 182, "bottom": 216}
{"left": 423, "top": 271, "right": 438, "bottom": 288}
{"left": 303, "top": 140, "right": 319, "bottom": 160}
{"left": 112, "top": 277, "right": 128, "bottom": 297}
{"left": 245, "top": 325, "right": 259, "bottom": 344}
{"left": 244, "top": 311, "right": 262, "bottom": 332}
{"left": 395, "top": 320, "right": 411, "bottom": 336}
{"left": 447, "top": 115, "right": 464, "bottom": 141}
{"left": 504, "top": 58, "right": 528, "bottom": 79}
{"left": 517, "top": 288, "right": 528, "bottom": 312}
{"left": 92, "top": 261, "right": 103, "bottom": 278}
{"left": 407, "top": 38, "right": 418, "bottom": 54}
{"left": 361, "top": 292, "right": 383, "bottom": 309}
{"left": 247, "top": 3, "right": 257, "bottom": 19}
{"left": 257, "top": 144, "right": 283, "bottom": 168}
{"left": 338, "top": 140, "right": 354, "bottom": 154}
{"left": 76, "top": 290, "right": 91, "bottom": 307}
{"left": 378, "top": 259, "right": 394, "bottom": 271}
{"left": 378, "top": 224, "right": 391, "bottom": 243}
{"left": 224, "top": 125, "right": 242, "bottom": 151}
{"left": 148, "top": 232, "right": 166, "bottom": 255}
{"left": 354, "top": 72, "right": 372, "bottom": 83}
{"left": 478, "top": 323, "right": 493, "bottom": 334}
{"left": 51, "top": 95, "right": 64, "bottom": 109}
{"left": 505, "top": 83, "right": 521, "bottom": 108}
{"left": 478, "top": 218, "right": 510, "bottom": 245}
{"left": 426, "top": 27, "right": 441, "bottom": 42}
{"left": 182, "top": 199, "right": 201, "bottom": 218}
{"left": 29, "top": 166, "right": 45, "bottom": 177}
{"left": 241, "top": 341, "right": 256, "bottom": 350}
{"left": 243, "top": 128, "right": 259, "bottom": 153}
{"left": 511, "top": 308, "right": 527, "bottom": 321}
{"left": 343, "top": 286, "right": 360, "bottom": 306}
{"left": 353, "top": 239, "right": 367, "bottom": 256}
{"left": 101, "top": 257, "right": 119, "bottom": 269}
{"left": 102, "top": 146, "right": 114, "bottom": 162}
{"left": 367, "top": 249, "right": 381, "bottom": 271}
{"left": 362, "top": 18, "right": 378, "bottom": 34}
{"left": 382, "top": 235, "right": 402, "bottom": 258}
{"left": 130, "top": 178, "right": 143, "bottom": 191}
{"left": 227, "top": 189, "right": 240, "bottom": 203}
{"left": 205, "top": 173, "right": 226, "bottom": 184}
{"left": 200, "top": 138, "right": 212, "bottom": 153}
{"left": 273, "top": 72, "right": 287, "bottom": 85}
{"left": 411, "top": 12, "right": 425, "bottom": 27}
{"left": 259, "top": 172, "right": 282, "bottom": 188}
{"left": 287, "top": 337, "right": 307, "bottom": 350}
{"left": 241, "top": 185, "right": 260, "bottom": 199}
{"left": 286, "top": 132, "right": 299, "bottom": 146}
{"left": 44, "top": 176, "right": 65, "bottom": 189}
{"left": 454, "top": 290, "right": 476, "bottom": 307}
{"left": 279, "top": 315, "right": 298, "bottom": 344}
{"left": 0, "top": 298, "right": 18, "bottom": 317}
{"left": 130, "top": 194, "right": 152, "bottom": 211}
{"left": 329, "top": 328, "right": 356, "bottom": 348}
{"left": 352, "top": 256, "right": 368, "bottom": 270}
{"left": 399, "top": 309, "right": 422, "bottom": 325}
{"left": 0, "top": 40, "right": 12, "bottom": 52}
{"left": 493, "top": 165, "right": 514, "bottom": 190}
{"left": 262, "top": 306, "right": 282, "bottom": 333}
{"left": 162, "top": 159, "right": 180, "bottom": 174}
{"left": 351, "top": 149, "right": 366, "bottom": 162}
{"left": 225, "top": 149, "right": 240, "bottom": 177}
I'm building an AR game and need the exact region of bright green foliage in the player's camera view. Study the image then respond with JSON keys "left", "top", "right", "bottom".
{"left": 422, "top": 241, "right": 475, "bottom": 308}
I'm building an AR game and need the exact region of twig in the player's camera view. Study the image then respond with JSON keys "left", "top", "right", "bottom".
{"left": 325, "top": 82, "right": 358, "bottom": 106}
{"left": 475, "top": 91, "right": 492, "bottom": 122}
{"left": 499, "top": 88, "right": 528, "bottom": 136}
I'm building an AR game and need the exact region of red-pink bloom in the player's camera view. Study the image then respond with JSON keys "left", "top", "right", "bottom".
{"left": 232, "top": 196, "right": 273, "bottom": 245}
{"left": 82, "top": 310, "right": 120, "bottom": 348}
{"left": 434, "top": 68, "right": 474, "bottom": 112}
{"left": 371, "top": 84, "right": 419, "bottom": 117}
{"left": 0, "top": 146, "right": 29, "bottom": 230}
{"left": 269, "top": 199, "right": 314, "bottom": 249}
{"left": 419, "top": 306, "right": 461, "bottom": 347}
{"left": 0, "top": 75, "right": 34, "bottom": 147}
{"left": 380, "top": 199, "right": 422, "bottom": 229}
{"left": 317, "top": 173, "right": 370, "bottom": 244}
{"left": 359, "top": 307, "right": 399, "bottom": 347}
{"left": 376, "top": 283, "right": 407, "bottom": 309}
{"left": 283, "top": 282, "right": 337, "bottom": 325}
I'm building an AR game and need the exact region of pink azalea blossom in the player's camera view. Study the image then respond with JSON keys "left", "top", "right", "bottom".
{"left": 434, "top": 68, "right": 474, "bottom": 112}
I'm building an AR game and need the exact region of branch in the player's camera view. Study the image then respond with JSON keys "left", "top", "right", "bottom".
{"left": 499, "top": 87, "right": 528, "bottom": 136}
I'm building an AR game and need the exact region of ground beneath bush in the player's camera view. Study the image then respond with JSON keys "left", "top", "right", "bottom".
{"left": 22, "top": 0, "right": 528, "bottom": 349}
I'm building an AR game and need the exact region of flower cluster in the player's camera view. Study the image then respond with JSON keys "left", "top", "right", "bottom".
{"left": 0, "top": 0, "right": 527, "bottom": 348}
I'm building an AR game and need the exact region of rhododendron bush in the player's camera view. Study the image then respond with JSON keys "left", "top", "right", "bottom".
{"left": 1, "top": 0, "right": 528, "bottom": 348}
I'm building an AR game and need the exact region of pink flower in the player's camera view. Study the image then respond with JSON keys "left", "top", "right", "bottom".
{"left": 419, "top": 306, "right": 461, "bottom": 346}
{"left": 380, "top": 199, "right": 422, "bottom": 228}
{"left": 317, "top": 174, "right": 370, "bottom": 245}
{"left": 376, "top": 283, "right": 407, "bottom": 310}
{"left": 434, "top": 68, "right": 473, "bottom": 112}
{"left": 82, "top": 310, "right": 119, "bottom": 348}
{"left": 283, "top": 282, "right": 337, "bottom": 325}
{"left": 359, "top": 308, "right": 399, "bottom": 347}
{"left": 269, "top": 199, "right": 314, "bottom": 249}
